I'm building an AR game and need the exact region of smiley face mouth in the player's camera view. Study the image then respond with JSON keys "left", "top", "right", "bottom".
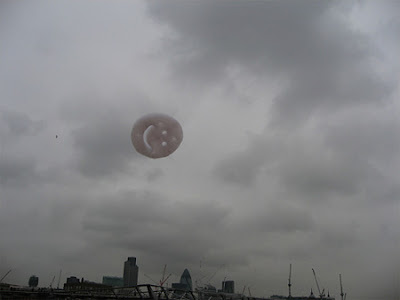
{"left": 143, "top": 125, "right": 155, "bottom": 152}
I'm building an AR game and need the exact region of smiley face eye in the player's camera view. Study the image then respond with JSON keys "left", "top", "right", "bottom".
{"left": 131, "top": 114, "right": 183, "bottom": 159}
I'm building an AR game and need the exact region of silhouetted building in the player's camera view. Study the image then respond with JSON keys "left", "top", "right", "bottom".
{"left": 222, "top": 280, "right": 234, "bottom": 293}
{"left": 123, "top": 257, "right": 139, "bottom": 287}
{"left": 199, "top": 284, "right": 216, "bottom": 293}
{"left": 64, "top": 281, "right": 110, "bottom": 291}
{"left": 66, "top": 276, "right": 80, "bottom": 284}
{"left": 171, "top": 269, "right": 192, "bottom": 291}
{"left": 171, "top": 283, "right": 188, "bottom": 290}
{"left": 180, "top": 269, "right": 192, "bottom": 290}
{"left": 28, "top": 275, "right": 39, "bottom": 287}
{"left": 102, "top": 276, "right": 123, "bottom": 287}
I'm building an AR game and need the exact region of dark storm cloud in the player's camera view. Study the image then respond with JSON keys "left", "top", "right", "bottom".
{"left": 320, "top": 109, "right": 400, "bottom": 204}
{"left": 249, "top": 203, "right": 315, "bottom": 233}
{"left": 277, "top": 150, "right": 368, "bottom": 198}
{"left": 148, "top": 0, "right": 398, "bottom": 206}
{"left": 214, "top": 121, "right": 400, "bottom": 209}
{"left": 0, "top": 110, "right": 44, "bottom": 186}
{"left": 146, "top": 168, "right": 164, "bottom": 182}
{"left": 318, "top": 224, "right": 359, "bottom": 249}
{"left": 143, "top": 2, "right": 399, "bottom": 294}
{"left": 72, "top": 110, "right": 138, "bottom": 178}
{"left": 61, "top": 86, "right": 157, "bottom": 180}
{"left": 217, "top": 127, "right": 398, "bottom": 205}
{"left": 79, "top": 189, "right": 317, "bottom": 272}
{"left": 0, "top": 155, "right": 37, "bottom": 187}
{"left": 213, "top": 131, "right": 358, "bottom": 199}
{"left": 324, "top": 109, "right": 400, "bottom": 162}
{"left": 213, "top": 137, "right": 274, "bottom": 187}
{"left": 214, "top": 152, "right": 262, "bottom": 187}
{"left": 147, "top": 0, "right": 394, "bottom": 126}
{"left": 147, "top": 1, "right": 331, "bottom": 79}
{"left": 272, "top": 66, "right": 392, "bottom": 127}
{"left": 1, "top": 109, "right": 45, "bottom": 138}
{"left": 81, "top": 190, "right": 233, "bottom": 265}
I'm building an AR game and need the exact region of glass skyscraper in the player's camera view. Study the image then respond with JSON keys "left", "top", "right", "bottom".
{"left": 171, "top": 269, "right": 193, "bottom": 291}
{"left": 179, "top": 269, "right": 192, "bottom": 291}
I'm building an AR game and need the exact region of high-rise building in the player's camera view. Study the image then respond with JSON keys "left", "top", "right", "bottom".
{"left": 171, "top": 269, "right": 192, "bottom": 291}
{"left": 28, "top": 275, "right": 39, "bottom": 287}
{"left": 123, "top": 257, "right": 139, "bottom": 287}
{"left": 179, "top": 269, "right": 192, "bottom": 291}
{"left": 222, "top": 280, "right": 234, "bottom": 293}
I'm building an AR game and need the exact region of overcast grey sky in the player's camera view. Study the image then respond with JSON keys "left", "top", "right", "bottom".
{"left": 0, "top": 1, "right": 399, "bottom": 299}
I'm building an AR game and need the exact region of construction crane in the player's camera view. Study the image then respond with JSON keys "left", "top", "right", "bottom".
{"left": 144, "top": 274, "right": 158, "bottom": 285}
{"left": 49, "top": 275, "right": 56, "bottom": 289}
{"left": 0, "top": 270, "right": 11, "bottom": 283}
{"left": 312, "top": 268, "right": 323, "bottom": 298}
{"left": 160, "top": 274, "right": 171, "bottom": 287}
{"left": 57, "top": 269, "right": 62, "bottom": 289}
{"left": 248, "top": 287, "right": 252, "bottom": 297}
{"left": 206, "top": 264, "right": 225, "bottom": 284}
{"left": 339, "top": 274, "right": 347, "bottom": 300}
{"left": 195, "top": 272, "right": 209, "bottom": 288}
{"left": 161, "top": 265, "right": 167, "bottom": 284}
{"left": 241, "top": 285, "right": 246, "bottom": 296}
{"left": 288, "top": 264, "right": 292, "bottom": 298}
{"left": 195, "top": 259, "right": 209, "bottom": 288}
{"left": 143, "top": 272, "right": 170, "bottom": 287}
{"left": 159, "top": 265, "right": 171, "bottom": 286}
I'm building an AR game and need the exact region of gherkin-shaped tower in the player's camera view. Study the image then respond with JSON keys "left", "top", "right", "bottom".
{"left": 179, "top": 269, "right": 192, "bottom": 291}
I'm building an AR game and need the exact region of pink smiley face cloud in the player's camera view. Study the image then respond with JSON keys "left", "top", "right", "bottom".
{"left": 131, "top": 113, "right": 183, "bottom": 159}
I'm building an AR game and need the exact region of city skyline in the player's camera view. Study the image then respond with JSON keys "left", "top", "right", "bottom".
{"left": 0, "top": 256, "right": 347, "bottom": 299}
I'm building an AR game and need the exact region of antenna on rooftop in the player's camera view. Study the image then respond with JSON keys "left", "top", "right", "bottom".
{"left": 288, "top": 264, "right": 292, "bottom": 298}
{"left": 340, "top": 274, "right": 345, "bottom": 300}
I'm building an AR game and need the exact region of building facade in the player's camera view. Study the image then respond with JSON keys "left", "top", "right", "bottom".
{"left": 222, "top": 280, "right": 234, "bottom": 293}
{"left": 28, "top": 276, "right": 39, "bottom": 287}
{"left": 179, "top": 269, "right": 192, "bottom": 291}
{"left": 171, "top": 269, "right": 192, "bottom": 291}
{"left": 102, "top": 276, "right": 124, "bottom": 287}
{"left": 66, "top": 276, "right": 80, "bottom": 284}
{"left": 123, "top": 257, "right": 139, "bottom": 287}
